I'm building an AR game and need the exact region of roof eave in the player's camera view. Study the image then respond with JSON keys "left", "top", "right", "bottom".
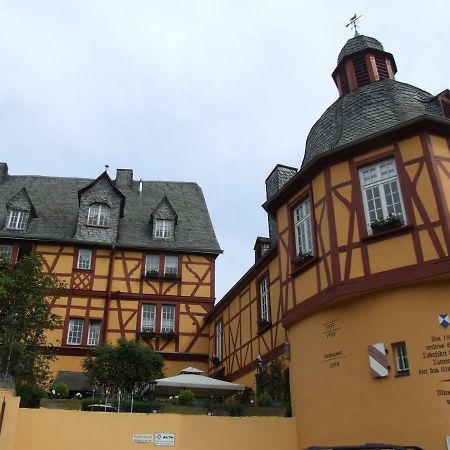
{"left": 263, "top": 115, "right": 450, "bottom": 214}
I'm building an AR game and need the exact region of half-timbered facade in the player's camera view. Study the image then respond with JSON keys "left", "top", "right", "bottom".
{"left": 0, "top": 166, "right": 221, "bottom": 378}
{"left": 207, "top": 34, "right": 450, "bottom": 448}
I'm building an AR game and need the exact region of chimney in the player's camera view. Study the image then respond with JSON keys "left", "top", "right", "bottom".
{"left": 0, "top": 163, "right": 8, "bottom": 183}
{"left": 265, "top": 164, "right": 297, "bottom": 244}
{"left": 115, "top": 168, "right": 133, "bottom": 190}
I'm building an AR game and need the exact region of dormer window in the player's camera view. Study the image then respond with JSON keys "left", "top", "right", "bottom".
{"left": 87, "top": 203, "right": 110, "bottom": 227}
{"left": 153, "top": 219, "right": 174, "bottom": 239}
{"left": 7, "top": 210, "right": 29, "bottom": 230}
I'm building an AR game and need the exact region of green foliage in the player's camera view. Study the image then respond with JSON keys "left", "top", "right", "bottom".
{"left": 264, "top": 358, "right": 291, "bottom": 403}
{"left": 54, "top": 383, "right": 69, "bottom": 399}
{"left": 16, "top": 383, "right": 48, "bottom": 408}
{"left": 82, "top": 338, "right": 164, "bottom": 395}
{"left": 225, "top": 401, "right": 244, "bottom": 416}
{"left": 177, "top": 389, "right": 195, "bottom": 406}
{"left": 0, "top": 255, "right": 65, "bottom": 386}
{"left": 256, "top": 392, "right": 272, "bottom": 407}
{"left": 80, "top": 397, "right": 157, "bottom": 413}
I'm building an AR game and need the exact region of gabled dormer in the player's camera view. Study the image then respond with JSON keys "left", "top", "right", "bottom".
{"left": 4, "top": 187, "right": 36, "bottom": 231}
{"left": 74, "top": 171, "right": 125, "bottom": 244}
{"left": 151, "top": 197, "right": 177, "bottom": 240}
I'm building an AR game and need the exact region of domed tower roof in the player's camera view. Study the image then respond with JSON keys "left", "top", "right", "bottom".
{"left": 301, "top": 34, "right": 450, "bottom": 168}
{"left": 337, "top": 35, "right": 384, "bottom": 64}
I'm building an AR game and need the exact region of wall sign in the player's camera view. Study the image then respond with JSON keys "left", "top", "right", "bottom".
{"left": 155, "top": 433, "right": 175, "bottom": 447}
{"left": 133, "top": 434, "right": 153, "bottom": 443}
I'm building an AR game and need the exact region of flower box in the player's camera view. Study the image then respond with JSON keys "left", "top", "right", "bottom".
{"left": 258, "top": 318, "right": 271, "bottom": 330}
{"left": 139, "top": 327, "right": 156, "bottom": 338}
{"left": 164, "top": 272, "right": 178, "bottom": 280}
{"left": 145, "top": 270, "right": 159, "bottom": 279}
{"left": 211, "top": 356, "right": 221, "bottom": 366}
{"left": 370, "top": 215, "right": 403, "bottom": 234}
{"left": 161, "top": 330, "right": 178, "bottom": 340}
{"left": 294, "top": 251, "right": 313, "bottom": 265}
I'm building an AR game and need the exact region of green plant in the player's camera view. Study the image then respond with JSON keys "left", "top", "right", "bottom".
{"left": 226, "top": 401, "right": 244, "bottom": 416}
{"left": 15, "top": 383, "right": 48, "bottom": 408}
{"left": 294, "top": 250, "right": 313, "bottom": 265}
{"left": 177, "top": 389, "right": 195, "bottom": 406}
{"left": 54, "top": 383, "right": 69, "bottom": 399}
{"left": 256, "top": 392, "right": 272, "bottom": 407}
{"left": 370, "top": 213, "right": 403, "bottom": 231}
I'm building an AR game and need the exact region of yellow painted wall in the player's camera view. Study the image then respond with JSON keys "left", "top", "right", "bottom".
{"left": 0, "top": 389, "right": 20, "bottom": 450}
{"left": 9, "top": 406, "right": 297, "bottom": 450}
{"left": 288, "top": 278, "right": 450, "bottom": 449}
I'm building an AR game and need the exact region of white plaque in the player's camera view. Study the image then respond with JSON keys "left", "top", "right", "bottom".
{"left": 133, "top": 434, "right": 153, "bottom": 443}
{"left": 155, "top": 433, "right": 175, "bottom": 447}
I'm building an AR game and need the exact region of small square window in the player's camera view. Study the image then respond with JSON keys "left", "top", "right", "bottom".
{"left": 164, "top": 255, "right": 178, "bottom": 277}
{"left": 87, "top": 203, "right": 110, "bottom": 227}
{"left": 0, "top": 244, "right": 13, "bottom": 261}
{"left": 145, "top": 255, "right": 160, "bottom": 276}
{"left": 77, "top": 249, "right": 92, "bottom": 270}
{"left": 161, "top": 305, "right": 175, "bottom": 332}
{"left": 393, "top": 341, "right": 410, "bottom": 375}
{"left": 141, "top": 304, "right": 156, "bottom": 331}
{"left": 7, "top": 210, "right": 29, "bottom": 230}
{"left": 67, "top": 319, "right": 84, "bottom": 345}
{"left": 87, "top": 320, "right": 101, "bottom": 346}
{"left": 154, "top": 219, "right": 174, "bottom": 239}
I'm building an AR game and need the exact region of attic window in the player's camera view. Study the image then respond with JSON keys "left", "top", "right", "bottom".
{"left": 153, "top": 219, "right": 174, "bottom": 239}
{"left": 440, "top": 96, "right": 450, "bottom": 119}
{"left": 87, "top": 203, "right": 110, "bottom": 227}
{"left": 7, "top": 210, "right": 29, "bottom": 230}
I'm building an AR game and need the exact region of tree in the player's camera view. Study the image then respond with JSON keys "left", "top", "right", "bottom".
{"left": 82, "top": 338, "right": 164, "bottom": 394}
{"left": 0, "top": 255, "right": 65, "bottom": 385}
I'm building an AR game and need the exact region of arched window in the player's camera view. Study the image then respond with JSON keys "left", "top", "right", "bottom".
{"left": 87, "top": 203, "right": 110, "bottom": 227}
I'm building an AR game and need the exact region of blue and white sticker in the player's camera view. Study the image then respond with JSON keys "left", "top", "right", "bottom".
{"left": 438, "top": 313, "right": 450, "bottom": 329}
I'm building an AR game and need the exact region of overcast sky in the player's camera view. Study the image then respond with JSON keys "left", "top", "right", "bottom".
{"left": 1, "top": 1, "right": 449, "bottom": 300}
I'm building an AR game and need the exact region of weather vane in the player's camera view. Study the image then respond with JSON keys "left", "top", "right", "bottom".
{"left": 346, "top": 14, "right": 362, "bottom": 36}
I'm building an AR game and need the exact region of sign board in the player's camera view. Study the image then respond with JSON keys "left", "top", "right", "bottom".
{"left": 132, "top": 434, "right": 153, "bottom": 443}
{"left": 155, "top": 433, "right": 175, "bottom": 447}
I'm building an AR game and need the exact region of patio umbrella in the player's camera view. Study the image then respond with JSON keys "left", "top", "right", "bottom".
{"left": 142, "top": 367, "right": 245, "bottom": 397}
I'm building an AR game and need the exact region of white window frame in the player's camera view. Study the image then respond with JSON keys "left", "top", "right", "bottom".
{"left": 77, "top": 249, "right": 92, "bottom": 270}
{"left": 7, "top": 210, "right": 29, "bottom": 230}
{"left": 161, "top": 305, "right": 176, "bottom": 332}
{"left": 393, "top": 342, "right": 409, "bottom": 374}
{"left": 87, "top": 320, "right": 101, "bottom": 346}
{"left": 359, "top": 160, "right": 406, "bottom": 233}
{"left": 145, "top": 255, "right": 160, "bottom": 276}
{"left": 141, "top": 304, "right": 157, "bottom": 332}
{"left": 153, "top": 219, "right": 174, "bottom": 239}
{"left": 293, "top": 198, "right": 313, "bottom": 256}
{"left": 164, "top": 255, "right": 178, "bottom": 277}
{"left": 259, "top": 277, "right": 270, "bottom": 322}
{"left": 87, "top": 203, "right": 111, "bottom": 227}
{"left": 67, "top": 319, "right": 84, "bottom": 345}
{"left": 0, "top": 244, "right": 13, "bottom": 260}
{"left": 215, "top": 321, "right": 223, "bottom": 361}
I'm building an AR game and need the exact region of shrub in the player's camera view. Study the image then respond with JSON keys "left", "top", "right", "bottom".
{"left": 256, "top": 392, "right": 272, "bottom": 407}
{"left": 178, "top": 389, "right": 195, "bottom": 406}
{"left": 54, "top": 383, "right": 69, "bottom": 399}
{"left": 16, "top": 384, "right": 48, "bottom": 408}
{"left": 226, "top": 401, "right": 244, "bottom": 416}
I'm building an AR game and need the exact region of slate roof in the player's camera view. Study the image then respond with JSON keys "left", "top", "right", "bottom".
{"left": 302, "top": 79, "right": 447, "bottom": 168}
{"left": 337, "top": 35, "right": 384, "bottom": 64}
{"left": 52, "top": 371, "right": 92, "bottom": 392}
{"left": 0, "top": 170, "right": 222, "bottom": 254}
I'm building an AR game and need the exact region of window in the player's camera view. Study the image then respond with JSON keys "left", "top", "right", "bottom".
{"left": 259, "top": 277, "right": 270, "bottom": 323}
{"left": 7, "top": 210, "right": 29, "bottom": 230}
{"left": 145, "top": 255, "right": 160, "bottom": 276}
{"left": 141, "top": 304, "right": 156, "bottom": 331}
{"left": 87, "top": 320, "right": 101, "bottom": 346}
{"left": 67, "top": 319, "right": 84, "bottom": 345}
{"left": 87, "top": 203, "right": 110, "bottom": 227}
{"left": 293, "top": 198, "right": 313, "bottom": 256}
{"left": 164, "top": 255, "right": 178, "bottom": 277}
{"left": 77, "top": 249, "right": 92, "bottom": 270}
{"left": 215, "top": 321, "right": 223, "bottom": 361}
{"left": 0, "top": 244, "right": 13, "bottom": 260}
{"left": 153, "top": 219, "right": 174, "bottom": 239}
{"left": 161, "top": 305, "right": 175, "bottom": 332}
{"left": 393, "top": 342, "right": 409, "bottom": 375}
{"left": 359, "top": 160, "right": 405, "bottom": 233}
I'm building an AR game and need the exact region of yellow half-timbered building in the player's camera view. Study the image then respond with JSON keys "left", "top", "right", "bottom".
{"left": 207, "top": 33, "right": 450, "bottom": 448}
{"left": 0, "top": 167, "right": 221, "bottom": 378}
